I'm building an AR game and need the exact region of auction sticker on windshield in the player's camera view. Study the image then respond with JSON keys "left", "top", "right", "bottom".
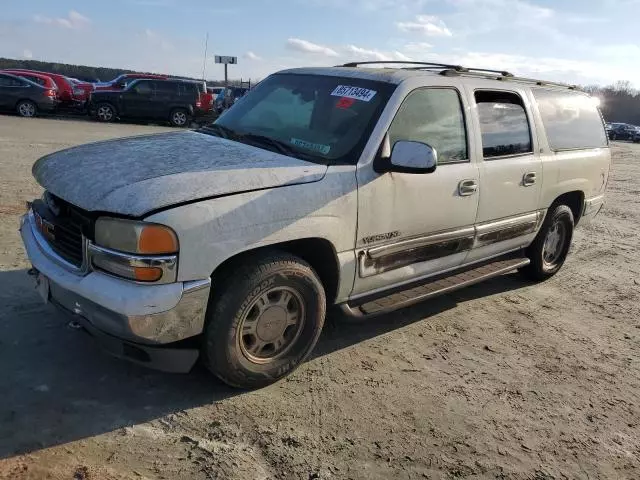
{"left": 331, "top": 85, "right": 377, "bottom": 102}
{"left": 291, "top": 138, "right": 331, "bottom": 155}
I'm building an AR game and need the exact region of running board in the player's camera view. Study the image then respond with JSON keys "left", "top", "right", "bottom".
{"left": 341, "top": 257, "right": 530, "bottom": 318}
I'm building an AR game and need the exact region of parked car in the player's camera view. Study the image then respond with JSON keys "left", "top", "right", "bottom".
{"left": 0, "top": 72, "right": 58, "bottom": 117}
{"left": 2, "top": 69, "right": 86, "bottom": 108}
{"left": 608, "top": 123, "right": 637, "bottom": 141}
{"left": 1, "top": 71, "right": 59, "bottom": 94}
{"left": 21, "top": 62, "right": 610, "bottom": 388}
{"left": 68, "top": 77, "right": 94, "bottom": 103}
{"left": 93, "top": 73, "right": 168, "bottom": 91}
{"left": 89, "top": 78, "right": 201, "bottom": 126}
{"left": 179, "top": 79, "right": 214, "bottom": 114}
{"left": 207, "top": 86, "right": 224, "bottom": 100}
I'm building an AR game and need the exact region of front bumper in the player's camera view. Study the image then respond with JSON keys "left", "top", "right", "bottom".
{"left": 20, "top": 212, "right": 211, "bottom": 372}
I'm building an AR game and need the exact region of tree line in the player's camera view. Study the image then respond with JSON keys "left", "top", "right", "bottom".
{"left": 0, "top": 58, "right": 248, "bottom": 86}
{"left": 1, "top": 57, "right": 638, "bottom": 123}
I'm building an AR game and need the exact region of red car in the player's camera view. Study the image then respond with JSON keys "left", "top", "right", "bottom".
{"left": 3, "top": 69, "right": 87, "bottom": 107}
{"left": 93, "top": 73, "right": 168, "bottom": 91}
{"left": 68, "top": 78, "right": 94, "bottom": 101}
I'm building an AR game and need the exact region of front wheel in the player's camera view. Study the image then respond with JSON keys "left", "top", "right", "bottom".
{"left": 170, "top": 108, "right": 189, "bottom": 127}
{"left": 16, "top": 100, "right": 37, "bottom": 118}
{"left": 201, "top": 253, "right": 326, "bottom": 389}
{"left": 520, "top": 204, "right": 574, "bottom": 281}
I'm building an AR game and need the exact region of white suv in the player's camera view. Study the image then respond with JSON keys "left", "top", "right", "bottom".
{"left": 20, "top": 61, "right": 610, "bottom": 388}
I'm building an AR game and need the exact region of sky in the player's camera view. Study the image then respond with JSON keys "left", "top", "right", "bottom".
{"left": 1, "top": 0, "right": 639, "bottom": 87}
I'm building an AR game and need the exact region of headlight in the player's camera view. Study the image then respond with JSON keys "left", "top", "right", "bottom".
{"left": 95, "top": 217, "right": 178, "bottom": 254}
{"left": 92, "top": 218, "right": 178, "bottom": 283}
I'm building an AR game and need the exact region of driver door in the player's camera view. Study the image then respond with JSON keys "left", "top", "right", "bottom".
{"left": 352, "top": 85, "right": 480, "bottom": 296}
{"left": 121, "top": 80, "right": 155, "bottom": 118}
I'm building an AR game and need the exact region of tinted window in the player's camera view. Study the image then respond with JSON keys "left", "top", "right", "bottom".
{"left": 533, "top": 89, "right": 607, "bottom": 150}
{"left": 155, "top": 81, "right": 178, "bottom": 94}
{"left": 214, "top": 73, "right": 393, "bottom": 163}
{"left": 0, "top": 76, "right": 26, "bottom": 87}
{"left": 177, "top": 82, "right": 198, "bottom": 96}
{"left": 21, "top": 75, "right": 45, "bottom": 86}
{"left": 389, "top": 88, "right": 468, "bottom": 164}
{"left": 133, "top": 81, "right": 153, "bottom": 95}
{"left": 475, "top": 91, "right": 532, "bottom": 158}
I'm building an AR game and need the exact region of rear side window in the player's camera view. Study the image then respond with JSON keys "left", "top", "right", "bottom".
{"left": 475, "top": 91, "right": 532, "bottom": 158}
{"left": 533, "top": 89, "right": 607, "bottom": 150}
{"left": 388, "top": 88, "right": 468, "bottom": 164}
{"left": 155, "top": 81, "right": 178, "bottom": 94}
{"left": 0, "top": 76, "right": 26, "bottom": 87}
{"left": 23, "top": 75, "right": 45, "bottom": 86}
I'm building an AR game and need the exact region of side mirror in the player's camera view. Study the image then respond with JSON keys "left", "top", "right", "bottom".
{"left": 389, "top": 140, "right": 437, "bottom": 174}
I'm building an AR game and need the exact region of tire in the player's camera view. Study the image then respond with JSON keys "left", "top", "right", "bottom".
{"left": 201, "top": 253, "right": 326, "bottom": 389}
{"left": 16, "top": 100, "right": 37, "bottom": 118}
{"left": 520, "top": 204, "right": 574, "bottom": 281}
{"left": 95, "top": 103, "right": 116, "bottom": 122}
{"left": 170, "top": 108, "right": 189, "bottom": 127}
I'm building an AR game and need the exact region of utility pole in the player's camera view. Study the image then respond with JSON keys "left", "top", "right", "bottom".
{"left": 201, "top": 32, "right": 209, "bottom": 80}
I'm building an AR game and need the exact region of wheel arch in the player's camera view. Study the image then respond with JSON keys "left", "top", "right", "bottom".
{"left": 209, "top": 238, "right": 341, "bottom": 305}
{"left": 551, "top": 190, "right": 584, "bottom": 225}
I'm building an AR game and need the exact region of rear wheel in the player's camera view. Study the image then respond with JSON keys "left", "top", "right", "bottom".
{"left": 170, "top": 108, "right": 189, "bottom": 127}
{"left": 520, "top": 204, "right": 574, "bottom": 281}
{"left": 201, "top": 253, "right": 326, "bottom": 389}
{"left": 95, "top": 103, "right": 116, "bottom": 122}
{"left": 16, "top": 100, "right": 37, "bottom": 118}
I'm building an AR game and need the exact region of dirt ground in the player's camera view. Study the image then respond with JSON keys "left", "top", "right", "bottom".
{"left": 0, "top": 116, "right": 639, "bottom": 480}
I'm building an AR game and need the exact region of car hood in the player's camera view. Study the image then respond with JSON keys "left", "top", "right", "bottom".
{"left": 33, "top": 131, "right": 328, "bottom": 217}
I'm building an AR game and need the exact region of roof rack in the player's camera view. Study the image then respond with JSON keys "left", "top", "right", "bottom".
{"left": 337, "top": 60, "right": 577, "bottom": 90}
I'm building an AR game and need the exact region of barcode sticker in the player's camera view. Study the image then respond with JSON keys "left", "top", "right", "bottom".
{"left": 330, "top": 85, "right": 377, "bottom": 102}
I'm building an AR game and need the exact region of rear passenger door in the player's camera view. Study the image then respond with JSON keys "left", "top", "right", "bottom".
{"left": 464, "top": 87, "right": 543, "bottom": 263}
{"left": 153, "top": 81, "right": 179, "bottom": 118}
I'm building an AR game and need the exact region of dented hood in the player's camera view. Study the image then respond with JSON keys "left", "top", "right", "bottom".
{"left": 33, "top": 131, "right": 327, "bottom": 217}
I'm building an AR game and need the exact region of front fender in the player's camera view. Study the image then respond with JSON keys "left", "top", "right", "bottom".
{"left": 145, "top": 165, "right": 358, "bottom": 284}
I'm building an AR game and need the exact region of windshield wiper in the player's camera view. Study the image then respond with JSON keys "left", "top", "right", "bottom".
{"left": 237, "top": 133, "right": 296, "bottom": 156}
{"left": 197, "top": 123, "right": 238, "bottom": 139}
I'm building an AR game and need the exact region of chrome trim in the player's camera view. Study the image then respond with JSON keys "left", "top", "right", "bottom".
{"left": 183, "top": 278, "right": 212, "bottom": 294}
{"left": 367, "top": 227, "right": 475, "bottom": 259}
{"left": 88, "top": 243, "right": 178, "bottom": 285}
{"left": 358, "top": 211, "right": 544, "bottom": 279}
{"left": 474, "top": 211, "right": 544, "bottom": 248}
{"left": 47, "top": 275, "right": 211, "bottom": 344}
{"left": 27, "top": 210, "right": 89, "bottom": 275}
{"left": 351, "top": 246, "right": 527, "bottom": 301}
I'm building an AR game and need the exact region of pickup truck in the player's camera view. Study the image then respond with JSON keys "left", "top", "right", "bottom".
{"left": 20, "top": 61, "right": 610, "bottom": 388}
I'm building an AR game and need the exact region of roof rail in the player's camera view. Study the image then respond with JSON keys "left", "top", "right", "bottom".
{"left": 338, "top": 61, "right": 514, "bottom": 77}
{"left": 337, "top": 60, "right": 578, "bottom": 90}
{"left": 339, "top": 61, "right": 466, "bottom": 70}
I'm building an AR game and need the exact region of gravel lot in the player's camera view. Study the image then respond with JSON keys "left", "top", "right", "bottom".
{"left": 1, "top": 116, "right": 639, "bottom": 480}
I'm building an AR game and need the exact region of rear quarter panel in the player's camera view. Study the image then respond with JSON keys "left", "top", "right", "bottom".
{"left": 525, "top": 89, "right": 611, "bottom": 211}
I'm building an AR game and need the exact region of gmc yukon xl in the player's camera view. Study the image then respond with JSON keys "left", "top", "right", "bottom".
{"left": 20, "top": 61, "right": 610, "bottom": 388}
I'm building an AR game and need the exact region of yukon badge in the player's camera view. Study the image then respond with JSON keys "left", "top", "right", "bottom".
{"left": 361, "top": 231, "right": 400, "bottom": 245}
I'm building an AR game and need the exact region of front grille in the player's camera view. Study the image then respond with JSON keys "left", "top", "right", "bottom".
{"left": 33, "top": 194, "right": 92, "bottom": 268}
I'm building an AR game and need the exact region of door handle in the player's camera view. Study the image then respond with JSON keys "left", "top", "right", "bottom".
{"left": 523, "top": 172, "right": 537, "bottom": 186}
{"left": 458, "top": 179, "right": 478, "bottom": 196}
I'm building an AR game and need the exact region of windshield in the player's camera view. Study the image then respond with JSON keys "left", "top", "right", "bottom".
{"left": 211, "top": 73, "right": 395, "bottom": 164}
